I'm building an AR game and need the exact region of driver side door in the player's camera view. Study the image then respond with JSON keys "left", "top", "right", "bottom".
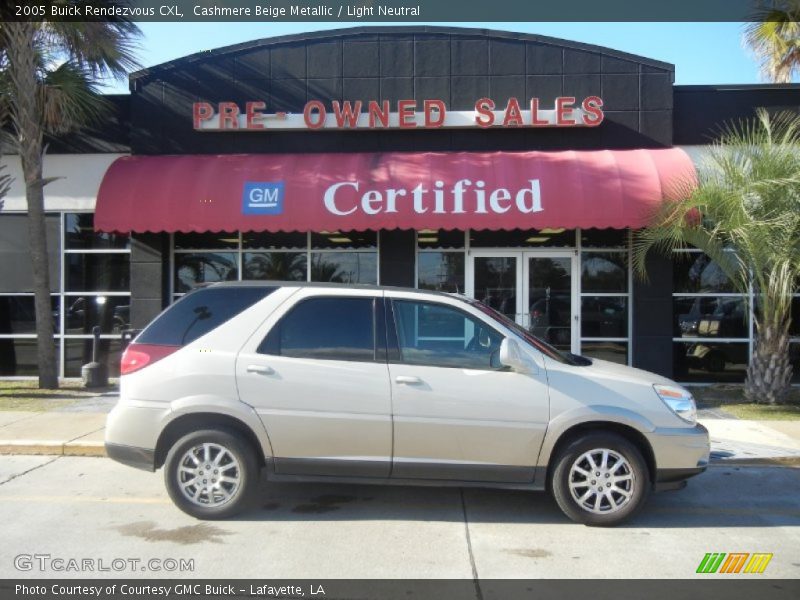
{"left": 386, "top": 295, "right": 550, "bottom": 483}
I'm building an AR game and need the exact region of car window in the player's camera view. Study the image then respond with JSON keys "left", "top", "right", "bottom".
{"left": 258, "top": 296, "right": 375, "bottom": 361}
{"left": 391, "top": 299, "right": 502, "bottom": 370}
{"left": 137, "top": 286, "right": 277, "bottom": 346}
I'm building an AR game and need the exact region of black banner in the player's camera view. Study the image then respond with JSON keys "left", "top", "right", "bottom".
{"left": 2, "top": 580, "right": 800, "bottom": 600}
{"left": 0, "top": 0, "right": 788, "bottom": 23}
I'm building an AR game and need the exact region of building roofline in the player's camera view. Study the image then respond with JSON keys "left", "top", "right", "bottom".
{"left": 129, "top": 24, "right": 675, "bottom": 84}
{"left": 674, "top": 83, "right": 800, "bottom": 91}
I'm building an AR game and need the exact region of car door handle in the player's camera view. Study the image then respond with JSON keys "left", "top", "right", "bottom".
{"left": 395, "top": 375, "right": 422, "bottom": 385}
{"left": 246, "top": 364, "right": 274, "bottom": 375}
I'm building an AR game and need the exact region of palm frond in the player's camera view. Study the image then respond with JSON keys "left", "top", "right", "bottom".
{"left": 40, "top": 62, "right": 108, "bottom": 134}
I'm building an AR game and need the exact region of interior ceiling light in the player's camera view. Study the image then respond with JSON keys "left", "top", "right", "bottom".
{"left": 328, "top": 237, "right": 352, "bottom": 243}
{"left": 539, "top": 228, "right": 566, "bottom": 234}
{"left": 525, "top": 237, "right": 550, "bottom": 243}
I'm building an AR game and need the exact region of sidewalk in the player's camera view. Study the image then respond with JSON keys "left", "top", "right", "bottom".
{"left": 0, "top": 396, "right": 799, "bottom": 466}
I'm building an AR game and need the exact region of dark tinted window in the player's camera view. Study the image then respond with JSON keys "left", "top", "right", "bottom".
{"left": 259, "top": 297, "right": 375, "bottom": 361}
{"left": 137, "top": 287, "right": 277, "bottom": 346}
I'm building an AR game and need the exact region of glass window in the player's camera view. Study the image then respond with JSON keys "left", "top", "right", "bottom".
{"left": 581, "top": 297, "right": 628, "bottom": 338}
{"left": 310, "top": 252, "right": 377, "bottom": 284}
{"left": 243, "top": 232, "right": 307, "bottom": 250}
{"left": 65, "top": 213, "right": 129, "bottom": 250}
{"left": 311, "top": 230, "right": 377, "bottom": 249}
{"left": 792, "top": 343, "right": 800, "bottom": 383}
{"left": 673, "top": 296, "right": 748, "bottom": 338}
{"left": 64, "top": 338, "right": 123, "bottom": 378}
{"left": 66, "top": 253, "right": 130, "bottom": 292}
{"left": 581, "top": 252, "right": 627, "bottom": 293}
{"left": 470, "top": 229, "right": 575, "bottom": 248}
{"left": 790, "top": 297, "right": 800, "bottom": 337}
{"left": 673, "top": 341, "right": 748, "bottom": 383}
{"left": 417, "top": 252, "right": 465, "bottom": 293}
{"left": 137, "top": 286, "right": 277, "bottom": 347}
{"left": 0, "top": 339, "right": 57, "bottom": 376}
{"left": 417, "top": 230, "right": 465, "bottom": 249}
{"left": 0, "top": 214, "right": 60, "bottom": 292}
{"left": 581, "top": 228, "right": 628, "bottom": 248}
{"left": 673, "top": 253, "right": 736, "bottom": 293}
{"left": 244, "top": 252, "right": 307, "bottom": 281}
{"left": 0, "top": 296, "right": 60, "bottom": 335}
{"left": 174, "top": 232, "right": 239, "bottom": 249}
{"left": 580, "top": 341, "right": 628, "bottom": 365}
{"left": 392, "top": 300, "right": 503, "bottom": 369}
{"left": 174, "top": 252, "right": 238, "bottom": 293}
{"left": 258, "top": 297, "right": 375, "bottom": 361}
{"left": 63, "top": 295, "right": 130, "bottom": 335}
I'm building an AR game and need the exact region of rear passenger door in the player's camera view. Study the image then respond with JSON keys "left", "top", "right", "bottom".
{"left": 235, "top": 290, "right": 392, "bottom": 477}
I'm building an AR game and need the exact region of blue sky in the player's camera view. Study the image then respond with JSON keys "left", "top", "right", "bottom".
{"left": 103, "top": 22, "right": 766, "bottom": 93}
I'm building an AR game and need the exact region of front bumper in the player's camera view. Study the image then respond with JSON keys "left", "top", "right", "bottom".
{"left": 645, "top": 423, "right": 710, "bottom": 490}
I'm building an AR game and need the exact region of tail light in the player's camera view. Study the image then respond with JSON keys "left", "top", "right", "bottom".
{"left": 121, "top": 343, "right": 179, "bottom": 375}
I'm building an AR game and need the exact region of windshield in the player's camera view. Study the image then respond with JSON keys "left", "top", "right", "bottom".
{"left": 466, "top": 297, "right": 589, "bottom": 366}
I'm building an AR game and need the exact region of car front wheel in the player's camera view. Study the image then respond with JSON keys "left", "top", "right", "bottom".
{"left": 164, "top": 429, "right": 259, "bottom": 519}
{"left": 550, "top": 433, "right": 650, "bottom": 526}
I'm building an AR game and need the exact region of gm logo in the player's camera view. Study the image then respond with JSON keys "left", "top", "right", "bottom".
{"left": 242, "top": 181, "right": 284, "bottom": 215}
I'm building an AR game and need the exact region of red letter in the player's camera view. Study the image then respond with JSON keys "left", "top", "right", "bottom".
{"left": 503, "top": 98, "right": 524, "bottom": 127}
{"left": 368, "top": 100, "right": 390, "bottom": 128}
{"left": 219, "top": 102, "right": 239, "bottom": 129}
{"left": 398, "top": 100, "right": 417, "bottom": 128}
{"left": 332, "top": 100, "right": 363, "bottom": 128}
{"left": 192, "top": 102, "right": 213, "bottom": 129}
{"left": 424, "top": 99, "right": 446, "bottom": 128}
{"left": 581, "top": 96, "right": 604, "bottom": 126}
{"left": 245, "top": 101, "right": 266, "bottom": 129}
{"left": 474, "top": 98, "right": 495, "bottom": 127}
{"left": 556, "top": 96, "right": 576, "bottom": 126}
{"left": 529, "top": 98, "right": 549, "bottom": 126}
{"left": 304, "top": 100, "right": 326, "bottom": 129}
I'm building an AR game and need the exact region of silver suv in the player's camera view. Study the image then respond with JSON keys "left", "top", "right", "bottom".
{"left": 105, "top": 282, "right": 709, "bottom": 526}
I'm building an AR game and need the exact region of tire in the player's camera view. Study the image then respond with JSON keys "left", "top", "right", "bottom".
{"left": 164, "top": 428, "right": 260, "bottom": 520}
{"left": 550, "top": 432, "right": 650, "bottom": 526}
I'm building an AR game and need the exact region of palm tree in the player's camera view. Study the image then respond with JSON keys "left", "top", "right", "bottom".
{"left": 744, "top": 0, "right": 800, "bottom": 82}
{"left": 0, "top": 17, "right": 140, "bottom": 388}
{"left": 633, "top": 109, "right": 800, "bottom": 404}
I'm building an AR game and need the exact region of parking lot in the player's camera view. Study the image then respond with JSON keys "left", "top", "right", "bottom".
{"left": 0, "top": 456, "right": 798, "bottom": 579}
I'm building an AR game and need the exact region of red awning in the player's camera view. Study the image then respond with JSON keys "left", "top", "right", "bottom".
{"left": 94, "top": 149, "right": 696, "bottom": 233}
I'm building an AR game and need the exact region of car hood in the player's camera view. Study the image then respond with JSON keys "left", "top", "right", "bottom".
{"left": 578, "top": 357, "right": 678, "bottom": 388}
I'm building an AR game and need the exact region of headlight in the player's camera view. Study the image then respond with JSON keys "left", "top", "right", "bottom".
{"left": 653, "top": 384, "right": 697, "bottom": 424}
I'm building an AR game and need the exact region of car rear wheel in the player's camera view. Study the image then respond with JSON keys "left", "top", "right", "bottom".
{"left": 164, "top": 429, "right": 259, "bottom": 519}
{"left": 550, "top": 432, "right": 650, "bottom": 526}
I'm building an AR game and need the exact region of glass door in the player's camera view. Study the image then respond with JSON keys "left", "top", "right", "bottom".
{"left": 467, "top": 251, "right": 577, "bottom": 353}
{"left": 468, "top": 253, "right": 522, "bottom": 322}
{"left": 524, "top": 253, "right": 577, "bottom": 352}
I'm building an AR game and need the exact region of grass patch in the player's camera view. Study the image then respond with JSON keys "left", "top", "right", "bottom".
{"left": 691, "top": 385, "right": 800, "bottom": 420}
{"left": 0, "top": 380, "right": 118, "bottom": 412}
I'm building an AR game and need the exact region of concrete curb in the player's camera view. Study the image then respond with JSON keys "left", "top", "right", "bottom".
{"left": 710, "top": 456, "right": 800, "bottom": 468}
{"left": 1, "top": 442, "right": 799, "bottom": 467}
{"left": 0, "top": 441, "right": 106, "bottom": 458}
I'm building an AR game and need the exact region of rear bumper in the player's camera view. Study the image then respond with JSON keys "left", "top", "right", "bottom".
{"left": 105, "top": 443, "right": 155, "bottom": 472}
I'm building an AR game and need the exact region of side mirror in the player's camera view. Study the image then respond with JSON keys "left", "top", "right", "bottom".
{"left": 499, "top": 337, "right": 535, "bottom": 374}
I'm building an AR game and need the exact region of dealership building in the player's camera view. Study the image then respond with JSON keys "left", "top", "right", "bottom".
{"left": 1, "top": 26, "right": 799, "bottom": 382}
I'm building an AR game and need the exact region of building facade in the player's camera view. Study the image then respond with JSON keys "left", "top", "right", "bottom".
{"left": 1, "top": 26, "right": 799, "bottom": 382}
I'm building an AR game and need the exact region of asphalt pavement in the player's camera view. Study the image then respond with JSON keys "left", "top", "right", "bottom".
{"left": 0, "top": 455, "right": 798, "bottom": 579}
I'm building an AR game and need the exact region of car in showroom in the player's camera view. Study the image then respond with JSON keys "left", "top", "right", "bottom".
{"left": 105, "top": 282, "right": 709, "bottom": 526}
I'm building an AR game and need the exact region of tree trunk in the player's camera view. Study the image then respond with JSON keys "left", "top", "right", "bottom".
{"left": 745, "top": 321, "right": 793, "bottom": 405}
{"left": 5, "top": 23, "right": 59, "bottom": 389}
